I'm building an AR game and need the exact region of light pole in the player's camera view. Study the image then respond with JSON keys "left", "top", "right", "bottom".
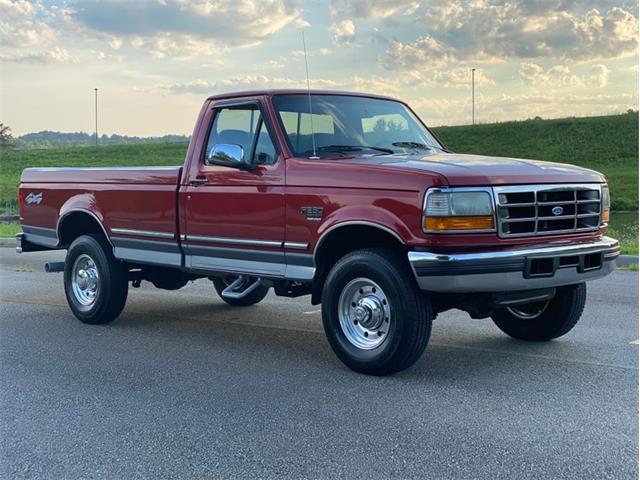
{"left": 471, "top": 68, "right": 476, "bottom": 125}
{"left": 94, "top": 87, "right": 98, "bottom": 146}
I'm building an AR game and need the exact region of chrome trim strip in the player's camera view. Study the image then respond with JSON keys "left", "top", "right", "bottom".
{"left": 111, "top": 228, "right": 175, "bottom": 239}
{"left": 25, "top": 166, "right": 180, "bottom": 172}
{"left": 408, "top": 236, "right": 619, "bottom": 293}
{"left": 284, "top": 242, "right": 309, "bottom": 250}
{"left": 186, "top": 235, "right": 283, "bottom": 248}
{"left": 186, "top": 254, "right": 286, "bottom": 277}
{"left": 114, "top": 248, "right": 182, "bottom": 267}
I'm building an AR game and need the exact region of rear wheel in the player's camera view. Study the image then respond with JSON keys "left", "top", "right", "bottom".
{"left": 212, "top": 275, "right": 270, "bottom": 307}
{"left": 64, "top": 234, "right": 128, "bottom": 324}
{"left": 321, "top": 249, "right": 432, "bottom": 376}
{"left": 491, "top": 283, "right": 586, "bottom": 341}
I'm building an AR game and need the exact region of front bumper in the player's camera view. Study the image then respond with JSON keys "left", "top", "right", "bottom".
{"left": 408, "top": 236, "right": 619, "bottom": 293}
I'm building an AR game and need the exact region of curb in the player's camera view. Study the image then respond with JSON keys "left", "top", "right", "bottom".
{"left": 616, "top": 255, "right": 639, "bottom": 268}
{"left": 1, "top": 236, "right": 638, "bottom": 268}
{"left": 0, "top": 237, "right": 17, "bottom": 247}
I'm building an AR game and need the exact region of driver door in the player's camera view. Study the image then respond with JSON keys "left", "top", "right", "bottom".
{"left": 182, "top": 100, "right": 286, "bottom": 277}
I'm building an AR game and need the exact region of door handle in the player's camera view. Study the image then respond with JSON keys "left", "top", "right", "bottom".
{"left": 189, "top": 176, "right": 207, "bottom": 186}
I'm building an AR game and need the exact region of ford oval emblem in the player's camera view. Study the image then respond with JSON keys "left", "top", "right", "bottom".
{"left": 551, "top": 206, "right": 564, "bottom": 216}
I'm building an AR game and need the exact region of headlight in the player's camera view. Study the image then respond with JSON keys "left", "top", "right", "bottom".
{"left": 601, "top": 184, "right": 610, "bottom": 224}
{"left": 423, "top": 187, "right": 495, "bottom": 233}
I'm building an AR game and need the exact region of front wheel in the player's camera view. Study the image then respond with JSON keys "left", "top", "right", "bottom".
{"left": 64, "top": 234, "right": 128, "bottom": 324}
{"left": 321, "top": 249, "right": 432, "bottom": 376}
{"left": 491, "top": 283, "right": 587, "bottom": 341}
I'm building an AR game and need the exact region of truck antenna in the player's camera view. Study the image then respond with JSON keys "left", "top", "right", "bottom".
{"left": 302, "top": 30, "right": 318, "bottom": 159}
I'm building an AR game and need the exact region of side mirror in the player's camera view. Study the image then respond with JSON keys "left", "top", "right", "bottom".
{"left": 206, "top": 144, "right": 252, "bottom": 170}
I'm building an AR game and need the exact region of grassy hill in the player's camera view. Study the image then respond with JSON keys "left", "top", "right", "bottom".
{"left": 1, "top": 113, "right": 637, "bottom": 212}
{"left": 435, "top": 113, "right": 638, "bottom": 210}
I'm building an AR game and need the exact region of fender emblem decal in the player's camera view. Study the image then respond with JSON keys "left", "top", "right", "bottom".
{"left": 300, "top": 206, "right": 324, "bottom": 221}
{"left": 25, "top": 192, "right": 43, "bottom": 205}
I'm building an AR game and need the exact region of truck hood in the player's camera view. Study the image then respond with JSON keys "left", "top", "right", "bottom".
{"left": 340, "top": 152, "right": 605, "bottom": 185}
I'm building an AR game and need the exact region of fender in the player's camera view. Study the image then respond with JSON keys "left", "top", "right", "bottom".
{"left": 313, "top": 205, "right": 414, "bottom": 259}
{"left": 56, "top": 193, "right": 113, "bottom": 248}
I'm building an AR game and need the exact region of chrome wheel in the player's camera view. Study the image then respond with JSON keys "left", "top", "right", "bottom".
{"left": 506, "top": 300, "right": 550, "bottom": 320}
{"left": 338, "top": 277, "right": 391, "bottom": 350}
{"left": 71, "top": 254, "right": 100, "bottom": 309}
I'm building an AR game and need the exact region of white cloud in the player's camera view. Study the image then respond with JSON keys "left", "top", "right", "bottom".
{"left": 108, "top": 38, "right": 123, "bottom": 50}
{"left": 330, "top": 20, "right": 356, "bottom": 43}
{"left": 67, "top": 0, "right": 305, "bottom": 58}
{"left": 374, "top": 2, "right": 638, "bottom": 70}
{"left": 140, "top": 76, "right": 342, "bottom": 95}
{"left": 381, "top": 35, "right": 454, "bottom": 71}
{"left": 330, "top": 0, "right": 418, "bottom": 19}
{"left": 519, "top": 62, "right": 610, "bottom": 88}
{"left": 0, "top": 47, "right": 77, "bottom": 64}
{"left": 589, "top": 64, "right": 611, "bottom": 88}
{"left": 0, "top": 0, "right": 58, "bottom": 48}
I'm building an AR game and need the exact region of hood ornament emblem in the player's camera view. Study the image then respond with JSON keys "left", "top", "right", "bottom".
{"left": 551, "top": 206, "right": 564, "bottom": 216}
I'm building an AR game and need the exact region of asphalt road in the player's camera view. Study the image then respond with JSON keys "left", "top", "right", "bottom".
{"left": 1, "top": 249, "right": 638, "bottom": 479}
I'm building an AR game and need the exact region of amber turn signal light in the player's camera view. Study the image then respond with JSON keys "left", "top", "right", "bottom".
{"left": 601, "top": 208, "right": 610, "bottom": 223}
{"left": 424, "top": 216, "right": 495, "bottom": 231}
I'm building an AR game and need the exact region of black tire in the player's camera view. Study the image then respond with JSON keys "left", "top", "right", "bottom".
{"left": 64, "top": 234, "right": 128, "bottom": 324}
{"left": 212, "top": 276, "right": 270, "bottom": 307}
{"left": 321, "top": 249, "right": 432, "bottom": 376}
{"left": 491, "top": 283, "right": 586, "bottom": 341}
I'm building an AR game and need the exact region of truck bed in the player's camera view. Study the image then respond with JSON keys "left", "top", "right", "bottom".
{"left": 20, "top": 166, "right": 183, "bottom": 266}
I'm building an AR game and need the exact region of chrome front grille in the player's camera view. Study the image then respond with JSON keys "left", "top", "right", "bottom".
{"left": 494, "top": 184, "right": 602, "bottom": 238}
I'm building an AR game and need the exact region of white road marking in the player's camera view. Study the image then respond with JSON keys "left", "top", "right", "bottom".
{"left": 303, "top": 309, "right": 321, "bottom": 315}
{"left": 630, "top": 339, "right": 639, "bottom": 345}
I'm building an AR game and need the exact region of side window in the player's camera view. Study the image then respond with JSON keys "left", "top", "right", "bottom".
{"left": 253, "top": 121, "right": 277, "bottom": 165}
{"left": 205, "top": 106, "right": 260, "bottom": 162}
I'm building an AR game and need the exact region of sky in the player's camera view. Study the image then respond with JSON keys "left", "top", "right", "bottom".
{"left": 0, "top": 0, "right": 638, "bottom": 136}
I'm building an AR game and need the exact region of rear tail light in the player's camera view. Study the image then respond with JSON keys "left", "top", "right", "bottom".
{"left": 18, "top": 187, "right": 24, "bottom": 218}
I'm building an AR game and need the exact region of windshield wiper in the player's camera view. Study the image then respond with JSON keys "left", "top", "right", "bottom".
{"left": 391, "top": 141, "right": 437, "bottom": 151}
{"left": 316, "top": 144, "right": 394, "bottom": 155}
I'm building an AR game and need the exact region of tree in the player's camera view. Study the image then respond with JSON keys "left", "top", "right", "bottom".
{"left": 0, "top": 123, "right": 15, "bottom": 149}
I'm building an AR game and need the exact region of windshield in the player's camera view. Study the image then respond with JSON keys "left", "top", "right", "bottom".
{"left": 272, "top": 94, "right": 444, "bottom": 158}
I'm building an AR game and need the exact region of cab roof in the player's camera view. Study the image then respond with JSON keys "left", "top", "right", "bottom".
{"left": 206, "top": 89, "right": 400, "bottom": 103}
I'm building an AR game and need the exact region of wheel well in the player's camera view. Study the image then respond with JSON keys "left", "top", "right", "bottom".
{"left": 311, "top": 224, "right": 407, "bottom": 304}
{"left": 57, "top": 211, "right": 110, "bottom": 248}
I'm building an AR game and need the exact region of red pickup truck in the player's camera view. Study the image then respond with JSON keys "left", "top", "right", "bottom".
{"left": 17, "top": 90, "right": 619, "bottom": 375}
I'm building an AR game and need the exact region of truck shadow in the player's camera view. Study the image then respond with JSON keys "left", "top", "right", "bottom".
{"left": 114, "top": 300, "right": 581, "bottom": 382}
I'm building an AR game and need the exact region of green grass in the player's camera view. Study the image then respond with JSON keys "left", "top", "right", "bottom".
{"left": 1, "top": 113, "right": 637, "bottom": 212}
{"left": 607, "top": 211, "right": 638, "bottom": 255}
{"left": 620, "top": 264, "right": 639, "bottom": 271}
{"left": 0, "top": 222, "right": 20, "bottom": 237}
{"left": 433, "top": 113, "right": 638, "bottom": 211}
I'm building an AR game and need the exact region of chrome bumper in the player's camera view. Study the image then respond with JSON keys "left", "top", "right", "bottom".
{"left": 408, "top": 236, "right": 619, "bottom": 293}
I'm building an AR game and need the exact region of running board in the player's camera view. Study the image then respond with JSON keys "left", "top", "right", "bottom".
{"left": 221, "top": 276, "right": 264, "bottom": 300}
